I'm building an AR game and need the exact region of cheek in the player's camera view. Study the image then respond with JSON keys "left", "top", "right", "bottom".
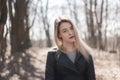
{"left": 60, "top": 34, "right": 65, "bottom": 39}
{"left": 61, "top": 34, "right": 69, "bottom": 40}
{"left": 59, "top": 33, "right": 65, "bottom": 39}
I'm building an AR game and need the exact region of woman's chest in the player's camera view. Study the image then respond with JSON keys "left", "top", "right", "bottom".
{"left": 55, "top": 55, "right": 88, "bottom": 75}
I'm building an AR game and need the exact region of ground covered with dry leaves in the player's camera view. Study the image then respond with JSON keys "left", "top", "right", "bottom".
{"left": 93, "top": 49, "right": 120, "bottom": 80}
{"left": 38, "top": 48, "right": 120, "bottom": 80}
{"left": 4, "top": 47, "right": 119, "bottom": 80}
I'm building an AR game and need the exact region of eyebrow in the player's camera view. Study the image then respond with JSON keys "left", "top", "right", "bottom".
{"left": 61, "top": 26, "right": 73, "bottom": 31}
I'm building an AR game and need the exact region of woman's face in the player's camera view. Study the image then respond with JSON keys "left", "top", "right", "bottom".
{"left": 59, "top": 22, "right": 76, "bottom": 43}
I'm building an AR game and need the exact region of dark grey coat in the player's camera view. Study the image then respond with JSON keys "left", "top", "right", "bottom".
{"left": 45, "top": 50, "right": 96, "bottom": 80}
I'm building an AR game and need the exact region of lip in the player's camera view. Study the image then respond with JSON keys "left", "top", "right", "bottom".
{"left": 69, "top": 36, "right": 75, "bottom": 39}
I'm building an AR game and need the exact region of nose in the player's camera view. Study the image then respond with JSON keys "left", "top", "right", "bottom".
{"left": 68, "top": 29, "right": 73, "bottom": 35}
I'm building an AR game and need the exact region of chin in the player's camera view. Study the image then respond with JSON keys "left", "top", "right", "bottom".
{"left": 72, "top": 39, "right": 76, "bottom": 41}
{"left": 69, "top": 40, "right": 76, "bottom": 43}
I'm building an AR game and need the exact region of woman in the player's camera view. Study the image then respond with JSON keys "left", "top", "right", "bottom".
{"left": 45, "top": 16, "right": 96, "bottom": 80}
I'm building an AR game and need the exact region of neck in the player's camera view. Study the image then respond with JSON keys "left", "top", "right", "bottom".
{"left": 62, "top": 41, "right": 76, "bottom": 52}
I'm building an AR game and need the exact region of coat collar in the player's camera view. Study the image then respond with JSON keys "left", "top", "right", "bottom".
{"left": 56, "top": 50, "right": 82, "bottom": 73}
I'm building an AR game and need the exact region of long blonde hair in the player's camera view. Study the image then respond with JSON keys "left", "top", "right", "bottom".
{"left": 54, "top": 16, "right": 92, "bottom": 60}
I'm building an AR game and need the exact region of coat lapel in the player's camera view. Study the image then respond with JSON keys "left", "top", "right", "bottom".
{"left": 75, "top": 50, "right": 82, "bottom": 62}
{"left": 57, "top": 50, "right": 81, "bottom": 73}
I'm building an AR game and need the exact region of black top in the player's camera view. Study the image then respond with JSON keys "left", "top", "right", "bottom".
{"left": 45, "top": 50, "right": 96, "bottom": 80}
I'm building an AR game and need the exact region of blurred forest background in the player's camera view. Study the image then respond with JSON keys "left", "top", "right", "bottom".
{"left": 0, "top": 0, "right": 120, "bottom": 80}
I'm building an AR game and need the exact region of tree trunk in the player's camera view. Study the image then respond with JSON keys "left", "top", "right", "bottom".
{"left": 6, "top": 0, "right": 37, "bottom": 79}
{"left": 94, "top": 0, "right": 104, "bottom": 50}
{"left": 40, "top": 0, "right": 52, "bottom": 47}
{"left": 8, "top": 0, "right": 31, "bottom": 76}
{"left": 97, "top": 0, "right": 104, "bottom": 50}
{"left": 9, "top": 0, "right": 31, "bottom": 53}
{"left": 104, "top": 0, "right": 108, "bottom": 51}
{"left": 0, "top": 0, "right": 7, "bottom": 76}
{"left": 84, "top": 0, "right": 97, "bottom": 48}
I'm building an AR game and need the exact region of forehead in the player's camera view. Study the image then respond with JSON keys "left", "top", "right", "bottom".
{"left": 59, "top": 22, "right": 72, "bottom": 30}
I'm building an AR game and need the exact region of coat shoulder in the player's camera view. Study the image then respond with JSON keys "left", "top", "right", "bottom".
{"left": 47, "top": 47, "right": 58, "bottom": 57}
{"left": 48, "top": 48, "right": 62, "bottom": 62}
{"left": 48, "top": 47, "right": 58, "bottom": 54}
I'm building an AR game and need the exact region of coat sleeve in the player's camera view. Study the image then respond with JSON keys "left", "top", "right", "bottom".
{"left": 86, "top": 55, "right": 96, "bottom": 80}
{"left": 45, "top": 52, "right": 56, "bottom": 80}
